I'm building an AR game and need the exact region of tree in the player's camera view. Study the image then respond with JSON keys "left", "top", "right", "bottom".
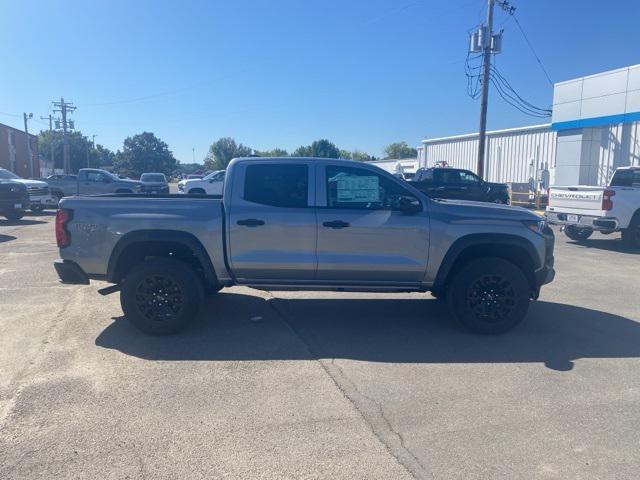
{"left": 339, "top": 149, "right": 352, "bottom": 159}
{"left": 383, "top": 141, "right": 418, "bottom": 159}
{"left": 255, "top": 148, "right": 288, "bottom": 157}
{"left": 204, "top": 137, "right": 252, "bottom": 170}
{"left": 351, "top": 150, "right": 377, "bottom": 162}
{"left": 38, "top": 130, "right": 114, "bottom": 173}
{"left": 114, "top": 132, "right": 177, "bottom": 177}
{"left": 293, "top": 139, "right": 340, "bottom": 158}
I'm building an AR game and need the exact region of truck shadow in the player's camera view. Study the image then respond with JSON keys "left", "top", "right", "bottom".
{"left": 0, "top": 219, "right": 47, "bottom": 226}
{"left": 96, "top": 292, "right": 640, "bottom": 372}
{"left": 0, "top": 234, "right": 17, "bottom": 243}
{"left": 567, "top": 238, "right": 640, "bottom": 255}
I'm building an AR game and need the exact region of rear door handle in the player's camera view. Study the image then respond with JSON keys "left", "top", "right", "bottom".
{"left": 237, "top": 218, "right": 265, "bottom": 227}
{"left": 323, "top": 220, "right": 350, "bottom": 229}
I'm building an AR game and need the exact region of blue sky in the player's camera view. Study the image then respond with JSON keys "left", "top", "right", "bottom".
{"left": 0, "top": 0, "right": 638, "bottom": 163}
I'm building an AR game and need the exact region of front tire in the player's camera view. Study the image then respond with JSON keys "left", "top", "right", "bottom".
{"left": 4, "top": 210, "right": 24, "bottom": 221}
{"left": 120, "top": 258, "right": 204, "bottom": 335}
{"left": 446, "top": 257, "right": 531, "bottom": 334}
{"left": 563, "top": 225, "right": 593, "bottom": 242}
{"left": 621, "top": 214, "right": 640, "bottom": 249}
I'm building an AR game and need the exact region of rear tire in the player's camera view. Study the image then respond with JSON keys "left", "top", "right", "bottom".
{"left": 446, "top": 257, "right": 531, "bottom": 334}
{"left": 120, "top": 258, "right": 204, "bottom": 335}
{"left": 30, "top": 205, "right": 44, "bottom": 213}
{"left": 563, "top": 225, "right": 593, "bottom": 242}
{"left": 621, "top": 214, "right": 640, "bottom": 249}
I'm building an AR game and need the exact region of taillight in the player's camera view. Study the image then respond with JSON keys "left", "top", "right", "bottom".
{"left": 602, "top": 189, "right": 615, "bottom": 211}
{"left": 55, "top": 209, "right": 72, "bottom": 248}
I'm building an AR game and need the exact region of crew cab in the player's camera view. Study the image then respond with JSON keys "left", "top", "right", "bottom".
{"left": 546, "top": 166, "right": 640, "bottom": 248}
{"left": 178, "top": 170, "right": 225, "bottom": 195}
{"left": 53, "top": 157, "right": 555, "bottom": 335}
{"left": 409, "top": 167, "right": 510, "bottom": 204}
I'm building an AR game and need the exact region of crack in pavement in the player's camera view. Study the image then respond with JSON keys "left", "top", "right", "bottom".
{"left": 264, "top": 293, "right": 433, "bottom": 480}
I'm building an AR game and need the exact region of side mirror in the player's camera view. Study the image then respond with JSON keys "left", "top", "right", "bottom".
{"left": 398, "top": 197, "right": 421, "bottom": 214}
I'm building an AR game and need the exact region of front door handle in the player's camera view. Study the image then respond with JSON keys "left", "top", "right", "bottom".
{"left": 237, "top": 218, "right": 265, "bottom": 227}
{"left": 323, "top": 220, "right": 350, "bottom": 229}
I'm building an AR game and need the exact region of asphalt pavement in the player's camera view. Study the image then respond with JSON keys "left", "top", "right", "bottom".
{"left": 1, "top": 212, "right": 639, "bottom": 479}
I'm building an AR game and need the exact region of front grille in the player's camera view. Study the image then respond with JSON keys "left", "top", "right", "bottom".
{"left": 27, "top": 186, "right": 50, "bottom": 196}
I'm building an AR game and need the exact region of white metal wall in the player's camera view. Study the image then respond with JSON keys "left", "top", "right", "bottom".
{"left": 591, "top": 121, "right": 640, "bottom": 185}
{"left": 421, "top": 125, "right": 556, "bottom": 184}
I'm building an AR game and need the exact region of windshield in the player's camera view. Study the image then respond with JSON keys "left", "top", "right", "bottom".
{"left": 203, "top": 170, "right": 224, "bottom": 180}
{"left": 0, "top": 169, "right": 20, "bottom": 180}
{"left": 141, "top": 174, "right": 166, "bottom": 182}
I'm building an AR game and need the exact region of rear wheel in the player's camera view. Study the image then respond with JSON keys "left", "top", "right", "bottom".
{"left": 491, "top": 197, "right": 509, "bottom": 205}
{"left": 120, "top": 258, "right": 204, "bottom": 335}
{"left": 621, "top": 214, "right": 640, "bottom": 249}
{"left": 30, "top": 205, "right": 44, "bottom": 213}
{"left": 446, "top": 257, "right": 531, "bottom": 334}
{"left": 563, "top": 225, "right": 593, "bottom": 242}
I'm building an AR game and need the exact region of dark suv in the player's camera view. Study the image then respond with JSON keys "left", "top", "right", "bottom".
{"left": 409, "top": 167, "right": 510, "bottom": 204}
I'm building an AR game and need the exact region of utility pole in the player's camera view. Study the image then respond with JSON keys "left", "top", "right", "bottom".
{"left": 40, "top": 115, "right": 55, "bottom": 174}
{"left": 23, "top": 112, "right": 34, "bottom": 177}
{"left": 52, "top": 97, "right": 76, "bottom": 174}
{"left": 470, "top": 0, "right": 513, "bottom": 179}
{"left": 476, "top": 0, "right": 494, "bottom": 180}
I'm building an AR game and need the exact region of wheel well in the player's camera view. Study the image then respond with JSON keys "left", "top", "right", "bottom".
{"left": 442, "top": 243, "right": 536, "bottom": 292}
{"left": 111, "top": 240, "right": 215, "bottom": 290}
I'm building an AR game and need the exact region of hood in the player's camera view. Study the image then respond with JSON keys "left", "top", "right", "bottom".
{"left": 431, "top": 198, "right": 539, "bottom": 221}
{"left": 12, "top": 178, "right": 48, "bottom": 188}
{"left": 485, "top": 181, "right": 509, "bottom": 189}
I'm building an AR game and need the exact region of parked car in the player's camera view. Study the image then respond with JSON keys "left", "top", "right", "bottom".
{"left": 546, "top": 166, "right": 640, "bottom": 248}
{"left": 0, "top": 168, "right": 56, "bottom": 212}
{"left": 178, "top": 170, "right": 225, "bottom": 195}
{"left": 42, "top": 174, "right": 78, "bottom": 202}
{"left": 140, "top": 173, "right": 170, "bottom": 194}
{"left": 0, "top": 180, "right": 29, "bottom": 220}
{"left": 409, "top": 167, "right": 510, "bottom": 204}
{"left": 76, "top": 168, "right": 143, "bottom": 194}
{"left": 54, "top": 157, "right": 555, "bottom": 336}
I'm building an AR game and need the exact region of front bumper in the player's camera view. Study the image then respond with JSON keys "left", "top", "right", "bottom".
{"left": 0, "top": 196, "right": 29, "bottom": 211}
{"left": 54, "top": 260, "right": 90, "bottom": 285}
{"left": 534, "top": 226, "right": 555, "bottom": 291}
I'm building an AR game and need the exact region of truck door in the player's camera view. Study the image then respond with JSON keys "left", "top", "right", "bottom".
{"left": 227, "top": 161, "right": 317, "bottom": 281}
{"left": 315, "top": 163, "right": 429, "bottom": 284}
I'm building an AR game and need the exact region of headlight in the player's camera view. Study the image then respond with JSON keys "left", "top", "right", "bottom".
{"left": 523, "top": 218, "right": 547, "bottom": 235}
{"left": 10, "top": 186, "right": 21, "bottom": 193}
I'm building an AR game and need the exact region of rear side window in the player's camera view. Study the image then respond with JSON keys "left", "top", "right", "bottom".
{"left": 244, "top": 164, "right": 308, "bottom": 208}
{"left": 434, "top": 170, "right": 462, "bottom": 185}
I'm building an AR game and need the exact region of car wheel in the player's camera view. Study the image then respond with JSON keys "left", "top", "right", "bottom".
{"left": 188, "top": 188, "right": 206, "bottom": 195}
{"left": 492, "top": 197, "right": 509, "bottom": 205}
{"left": 563, "top": 225, "right": 593, "bottom": 242}
{"left": 446, "top": 257, "right": 531, "bottom": 334}
{"left": 52, "top": 192, "right": 63, "bottom": 204}
{"left": 4, "top": 210, "right": 24, "bottom": 221}
{"left": 30, "top": 205, "right": 44, "bottom": 213}
{"left": 120, "top": 258, "right": 204, "bottom": 335}
{"left": 621, "top": 214, "right": 640, "bottom": 249}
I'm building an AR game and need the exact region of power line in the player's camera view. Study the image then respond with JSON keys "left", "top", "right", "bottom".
{"left": 490, "top": 65, "right": 551, "bottom": 115}
{"left": 510, "top": 13, "right": 553, "bottom": 86}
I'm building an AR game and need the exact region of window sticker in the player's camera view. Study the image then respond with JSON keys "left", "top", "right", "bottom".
{"left": 335, "top": 174, "right": 380, "bottom": 203}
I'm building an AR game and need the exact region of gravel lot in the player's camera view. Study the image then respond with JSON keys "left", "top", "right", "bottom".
{"left": 1, "top": 212, "right": 639, "bottom": 479}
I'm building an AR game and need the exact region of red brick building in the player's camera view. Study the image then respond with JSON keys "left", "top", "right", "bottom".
{"left": 0, "top": 122, "right": 39, "bottom": 178}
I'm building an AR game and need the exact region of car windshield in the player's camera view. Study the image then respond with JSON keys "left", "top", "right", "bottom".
{"left": 0, "top": 169, "right": 20, "bottom": 180}
{"left": 141, "top": 174, "right": 166, "bottom": 182}
{"left": 203, "top": 171, "right": 223, "bottom": 180}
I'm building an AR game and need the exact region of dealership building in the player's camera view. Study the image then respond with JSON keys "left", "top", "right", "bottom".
{"left": 417, "top": 64, "right": 640, "bottom": 188}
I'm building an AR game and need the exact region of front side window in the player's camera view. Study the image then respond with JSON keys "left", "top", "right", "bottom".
{"left": 86, "top": 171, "right": 108, "bottom": 182}
{"left": 326, "top": 165, "right": 420, "bottom": 211}
{"left": 460, "top": 171, "right": 481, "bottom": 184}
{"left": 244, "top": 164, "right": 308, "bottom": 208}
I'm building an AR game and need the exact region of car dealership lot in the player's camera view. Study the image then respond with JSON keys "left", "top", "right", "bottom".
{"left": 1, "top": 215, "right": 639, "bottom": 479}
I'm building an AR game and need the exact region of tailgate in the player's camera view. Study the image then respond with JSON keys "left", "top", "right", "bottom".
{"left": 548, "top": 186, "right": 604, "bottom": 211}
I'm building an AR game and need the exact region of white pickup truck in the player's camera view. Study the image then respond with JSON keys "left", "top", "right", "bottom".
{"left": 546, "top": 166, "right": 640, "bottom": 248}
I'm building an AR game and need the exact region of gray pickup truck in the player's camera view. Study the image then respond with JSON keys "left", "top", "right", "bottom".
{"left": 54, "top": 157, "right": 555, "bottom": 335}
{"left": 44, "top": 169, "right": 143, "bottom": 200}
